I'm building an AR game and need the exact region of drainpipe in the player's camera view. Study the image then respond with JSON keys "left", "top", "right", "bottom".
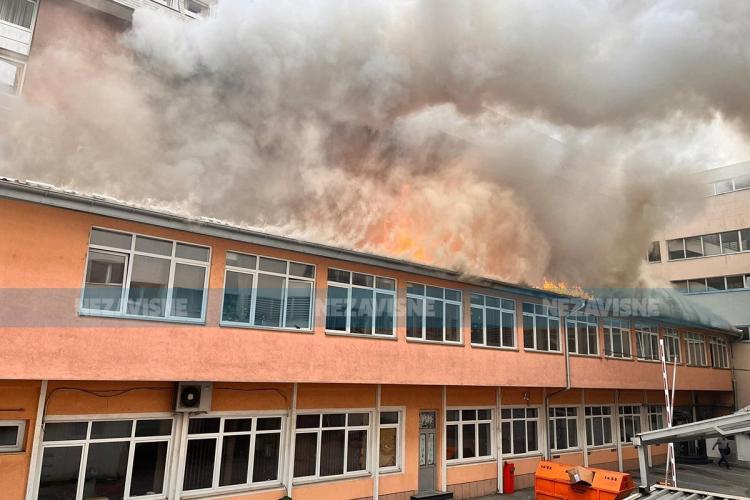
{"left": 285, "top": 383, "right": 298, "bottom": 498}
{"left": 496, "top": 387, "right": 503, "bottom": 494}
{"left": 24, "top": 380, "right": 47, "bottom": 500}
{"left": 441, "top": 385, "right": 447, "bottom": 492}
{"left": 373, "top": 384, "right": 381, "bottom": 500}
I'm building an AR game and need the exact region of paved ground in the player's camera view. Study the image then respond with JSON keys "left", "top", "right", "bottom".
{"left": 474, "top": 462, "right": 750, "bottom": 499}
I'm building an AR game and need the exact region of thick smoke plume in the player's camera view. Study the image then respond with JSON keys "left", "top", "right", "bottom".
{"left": 3, "top": 0, "right": 750, "bottom": 287}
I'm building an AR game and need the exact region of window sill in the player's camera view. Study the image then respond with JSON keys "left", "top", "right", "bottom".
{"left": 447, "top": 456, "right": 496, "bottom": 467}
{"left": 502, "top": 451, "right": 543, "bottom": 459}
{"left": 79, "top": 309, "right": 205, "bottom": 325}
{"left": 406, "top": 338, "right": 464, "bottom": 347}
{"left": 586, "top": 445, "right": 616, "bottom": 452}
{"left": 604, "top": 355, "right": 633, "bottom": 361}
{"left": 523, "top": 348, "right": 563, "bottom": 355}
{"left": 470, "top": 343, "right": 518, "bottom": 352}
{"left": 325, "top": 330, "right": 397, "bottom": 341}
{"left": 551, "top": 448, "right": 582, "bottom": 455}
{"left": 293, "top": 471, "right": 371, "bottom": 486}
{"left": 379, "top": 467, "right": 403, "bottom": 475}
{"left": 635, "top": 358, "right": 661, "bottom": 363}
{"left": 181, "top": 482, "right": 284, "bottom": 499}
{"left": 569, "top": 353, "right": 601, "bottom": 358}
{"left": 219, "top": 321, "right": 314, "bottom": 334}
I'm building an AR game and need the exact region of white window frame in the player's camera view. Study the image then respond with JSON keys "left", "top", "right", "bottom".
{"left": 548, "top": 406, "right": 579, "bottom": 452}
{"left": 325, "top": 268, "right": 397, "bottom": 337}
{"left": 470, "top": 293, "right": 516, "bottom": 349}
{"left": 500, "top": 406, "right": 540, "bottom": 457}
{"left": 710, "top": 336, "right": 730, "bottom": 369}
{"left": 35, "top": 414, "right": 175, "bottom": 500}
{"left": 0, "top": 55, "right": 25, "bottom": 96}
{"left": 220, "top": 250, "right": 316, "bottom": 332}
{"left": 603, "top": 318, "right": 632, "bottom": 359}
{"left": 584, "top": 406, "right": 613, "bottom": 448}
{"left": 0, "top": 420, "right": 25, "bottom": 452}
{"left": 406, "top": 282, "right": 463, "bottom": 344}
{"left": 79, "top": 227, "right": 211, "bottom": 323}
{"left": 635, "top": 324, "right": 660, "bottom": 361}
{"left": 377, "top": 407, "right": 404, "bottom": 474}
{"left": 664, "top": 328, "right": 681, "bottom": 363}
{"left": 618, "top": 406, "right": 642, "bottom": 444}
{"left": 183, "top": 0, "right": 209, "bottom": 17}
{"left": 445, "top": 407, "right": 494, "bottom": 464}
{"left": 685, "top": 332, "right": 708, "bottom": 367}
{"left": 179, "top": 413, "right": 285, "bottom": 497}
{"left": 522, "top": 303, "right": 561, "bottom": 353}
{"left": 292, "top": 409, "right": 372, "bottom": 484}
{"left": 566, "top": 314, "right": 599, "bottom": 356}
{"left": 0, "top": 0, "right": 38, "bottom": 32}
{"left": 647, "top": 405, "right": 665, "bottom": 431}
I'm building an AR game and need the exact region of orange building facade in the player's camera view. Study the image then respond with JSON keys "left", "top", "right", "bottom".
{"left": 0, "top": 179, "right": 738, "bottom": 500}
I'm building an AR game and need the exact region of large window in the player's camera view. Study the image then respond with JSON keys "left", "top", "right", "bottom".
{"left": 585, "top": 407, "right": 613, "bottom": 447}
{"left": 664, "top": 328, "right": 680, "bottom": 363}
{"left": 0, "top": 420, "right": 25, "bottom": 452}
{"left": 221, "top": 251, "right": 315, "bottom": 330}
{"left": 566, "top": 314, "right": 599, "bottom": 356}
{"left": 81, "top": 228, "right": 210, "bottom": 322}
{"left": 647, "top": 241, "right": 661, "bottom": 263}
{"left": 635, "top": 324, "right": 660, "bottom": 361}
{"left": 685, "top": 332, "right": 707, "bottom": 366}
{"left": 522, "top": 303, "right": 560, "bottom": 352}
{"left": 501, "top": 408, "right": 539, "bottom": 456}
{"left": 325, "top": 269, "right": 396, "bottom": 336}
{"left": 37, "top": 417, "right": 173, "bottom": 500}
{"left": 647, "top": 406, "right": 665, "bottom": 431}
{"left": 672, "top": 273, "right": 750, "bottom": 294}
{"left": 446, "top": 409, "right": 493, "bottom": 462}
{"left": 710, "top": 337, "right": 730, "bottom": 368}
{"left": 0, "top": 0, "right": 36, "bottom": 29}
{"left": 548, "top": 407, "right": 578, "bottom": 451}
{"left": 406, "top": 283, "right": 462, "bottom": 343}
{"left": 293, "top": 412, "right": 369, "bottom": 480}
{"left": 182, "top": 415, "right": 283, "bottom": 493}
{"left": 470, "top": 293, "right": 516, "bottom": 348}
{"left": 378, "top": 410, "right": 402, "bottom": 472}
{"left": 667, "top": 228, "right": 750, "bottom": 261}
{"left": 603, "top": 318, "right": 631, "bottom": 358}
{"left": 619, "top": 406, "right": 641, "bottom": 443}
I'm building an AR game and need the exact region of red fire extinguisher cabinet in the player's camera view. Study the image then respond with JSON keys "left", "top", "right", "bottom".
{"left": 503, "top": 462, "right": 515, "bottom": 494}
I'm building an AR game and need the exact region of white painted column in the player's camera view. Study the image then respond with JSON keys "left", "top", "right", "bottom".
{"left": 541, "top": 388, "right": 550, "bottom": 460}
{"left": 166, "top": 413, "right": 184, "bottom": 500}
{"left": 581, "top": 389, "right": 589, "bottom": 467}
{"left": 496, "top": 387, "right": 503, "bottom": 494}
{"left": 441, "top": 385, "right": 447, "bottom": 492}
{"left": 24, "top": 380, "right": 47, "bottom": 500}
{"left": 373, "top": 384, "right": 381, "bottom": 500}
{"left": 285, "top": 383, "right": 299, "bottom": 497}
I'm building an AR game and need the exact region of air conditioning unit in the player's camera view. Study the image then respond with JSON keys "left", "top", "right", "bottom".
{"left": 175, "top": 382, "right": 213, "bottom": 412}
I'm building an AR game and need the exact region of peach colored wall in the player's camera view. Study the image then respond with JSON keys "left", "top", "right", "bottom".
{"left": 0, "top": 381, "right": 41, "bottom": 500}
{"left": 446, "top": 461, "right": 496, "bottom": 484}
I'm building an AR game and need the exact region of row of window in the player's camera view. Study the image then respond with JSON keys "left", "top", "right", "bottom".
{"left": 666, "top": 229, "right": 750, "bottom": 261}
{"left": 711, "top": 175, "right": 750, "bottom": 196}
{"left": 672, "top": 274, "right": 750, "bottom": 294}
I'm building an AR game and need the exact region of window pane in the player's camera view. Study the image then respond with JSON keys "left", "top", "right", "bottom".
{"left": 0, "top": 425, "right": 18, "bottom": 446}
{"left": 254, "top": 274, "right": 284, "bottom": 327}
{"left": 219, "top": 434, "right": 251, "bottom": 486}
{"left": 502, "top": 313, "right": 515, "bottom": 347}
{"left": 523, "top": 315, "right": 535, "bottom": 348}
{"left": 735, "top": 175, "right": 750, "bottom": 190}
{"left": 486, "top": 308, "right": 501, "bottom": 347}
{"left": 84, "top": 441, "right": 129, "bottom": 499}
{"left": 38, "top": 446, "right": 82, "bottom": 500}
{"left": 348, "top": 413, "right": 369, "bottom": 426}
{"left": 462, "top": 424, "right": 476, "bottom": 459}
{"left": 688, "top": 279, "right": 707, "bottom": 293}
{"left": 172, "top": 263, "right": 206, "bottom": 318}
{"left": 253, "top": 432, "right": 280, "bottom": 482}
{"left": 722, "top": 231, "right": 740, "bottom": 253}
{"left": 91, "top": 420, "right": 132, "bottom": 439}
{"left": 90, "top": 228, "right": 132, "bottom": 249}
{"left": 741, "top": 229, "right": 750, "bottom": 252}
{"left": 501, "top": 421, "right": 511, "bottom": 454}
{"left": 326, "top": 286, "right": 348, "bottom": 331}
{"left": 445, "top": 289, "right": 461, "bottom": 302}
{"left": 183, "top": 439, "right": 216, "bottom": 490}
{"left": 43, "top": 422, "right": 87, "bottom": 442}
{"left": 222, "top": 271, "right": 253, "bottom": 323}
{"left": 188, "top": 418, "right": 220, "bottom": 434}
{"left": 293, "top": 433, "right": 317, "bottom": 477}
{"left": 320, "top": 429, "right": 345, "bottom": 476}
{"left": 471, "top": 307, "right": 484, "bottom": 344}
{"left": 426, "top": 286, "right": 443, "bottom": 298}
{"left": 289, "top": 262, "right": 315, "bottom": 278}
{"left": 224, "top": 419, "right": 252, "bottom": 433}
{"left": 375, "top": 293, "right": 395, "bottom": 335}
{"left": 350, "top": 287, "right": 374, "bottom": 334}
{"left": 667, "top": 239, "right": 685, "bottom": 260}
{"left": 684, "top": 236, "right": 703, "bottom": 258}
{"left": 446, "top": 425, "right": 458, "bottom": 460}
{"left": 706, "top": 276, "right": 726, "bottom": 291}
{"left": 726, "top": 275, "right": 745, "bottom": 289}
{"left": 536, "top": 317, "right": 549, "bottom": 351}
{"left": 375, "top": 277, "right": 396, "bottom": 291}
{"left": 380, "top": 412, "right": 399, "bottom": 425}
{"left": 127, "top": 255, "right": 170, "bottom": 317}
{"left": 527, "top": 420, "right": 538, "bottom": 452}
{"left": 647, "top": 241, "right": 661, "bottom": 262}
{"left": 175, "top": 243, "right": 209, "bottom": 262}
{"left": 407, "top": 282, "right": 424, "bottom": 295}
{"left": 445, "top": 303, "right": 461, "bottom": 342}
{"left": 259, "top": 257, "right": 287, "bottom": 274}
{"left": 379, "top": 427, "right": 397, "bottom": 468}
{"left": 322, "top": 414, "right": 346, "bottom": 427}
{"left": 135, "top": 419, "right": 172, "bottom": 437}
{"left": 226, "top": 251, "right": 256, "bottom": 270}
{"left": 130, "top": 441, "right": 168, "bottom": 496}
{"left": 512, "top": 420, "right": 525, "bottom": 454}
{"left": 425, "top": 299, "right": 444, "bottom": 341}
{"left": 555, "top": 418, "right": 567, "bottom": 449}
{"left": 703, "top": 233, "right": 721, "bottom": 256}
{"left": 407, "top": 297, "right": 423, "bottom": 338}
{"left": 549, "top": 318, "right": 560, "bottom": 351}
{"left": 478, "top": 422, "right": 491, "bottom": 457}
{"left": 135, "top": 236, "right": 172, "bottom": 256}
{"left": 285, "top": 279, "right": 312, "bottom": 329}
{"left": 352, "top": 273, "right": 374, "bottom": 287}
{"left": 296, "top": 415, "right": 320, "bottom": 428}
{"left": 83, "top": 251, "right": 126, "bottom": 311}
{"left": 328, "top": 268, "right": 350, "bottom": 284}
{"left": 257, "top": 417, "right": 281, "bottom": 431}
{"left": 715, "top": 179, "right": 734, "bottom": 194}
{"left": 347, "top": 430, "right": 367, "bottom": 472}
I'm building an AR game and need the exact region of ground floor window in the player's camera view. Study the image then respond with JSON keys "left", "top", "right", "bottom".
{"left": 446, "top": 408, "right": 493, "bottom": 462}
{"left": 378, "top": 410, "right": 402, "bottom": 472}
{"left": 37, "top": 417, "right": 173, "bottom": 500}
{"left": 293, "top": 412, "right": 369, "bottom": 480}
{"left": 619, "top": 406, "right": 642, "bottom": 443}
{"left": 585, "top": 406, "right": 613, "bottom": 447}
{"left": 647, "top": 405, "right": 665, "bottom": 430}
{"left": 548, "top": 407, "right": 578, "bottom": 451}
{"left": 0, "top": 420, "right": 25, "bottom": 452}
{"left": 501, "top": 407, "right": 539, "bottom": 456}
{"left": 182, "top": 415, "right": 283, "bottom": 493}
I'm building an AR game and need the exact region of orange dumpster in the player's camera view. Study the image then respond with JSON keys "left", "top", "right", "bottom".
{"left": 535, "top": 461, "right": 636, "bottom": 500}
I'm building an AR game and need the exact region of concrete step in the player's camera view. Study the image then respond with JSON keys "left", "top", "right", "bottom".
{"left": 410, "top": 491, "right": 454, "bottom": 500}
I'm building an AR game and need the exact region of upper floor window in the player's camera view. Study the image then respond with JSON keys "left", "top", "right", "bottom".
{"left": 470, "top": 293, "right": 516, "bottom": 348}
{"left": 667, "top": 229, "right": 750, "bottom": 261}
{"left": 0, "top": 0, "right": 37, "bottom": 29}
{"left": 548, "top": 407, "right": 578, "bottom": 451}
{"left": 603, "top": 318, "right": 631, "bottom": 359}
{"left": 710, "top": 337, "right": 729, "bottom": 368}
{"left": 566, "top": 314, "right": 599, "bottom": 356}
{"left": 647, "top": 405, "right": 665, "bottom": 431}
{"left": 0, "top": 420, "right": 25, "bottom": 452}
{"left": 183, "top": 415, "right": 283, "bottom": 493}
{"left": 647, "top": 241, "right": 661, "bottom": 263}
{"left": 664, "top": 328, "right": 680, "bottom": 363}
{"left": 712, "top": 175, "right": 750, "bottom": 195}
{"left": 184, "top": 0, "right": 209, "bottom": 16}
{"left": 221, "top": 251, "right": 315, "bottom": 331}
{"left": 585, "top": 406, "right": 613, "bottom": 447}
{"left": 685, "top": 332, "right": 707, "bottom": 366}
{"left": 293, "top": 412, "right": 369, "bottom": 480}
{"left": 446, "top": 409, "right": 493, "bottom": 462}
{"left": 37, "top": 418, "right": 173, "bottom": 500}
{"left": 522, "top": 303, "right": 560, "bottom": 352}
{"left": 619, "top": 406, "right": 641, "bottom": 444}
{"left": 501, "top": 408, "right": 539, "bottom": 456}
{"left": 635, "top": 324, "right": 659, "bottom": 361}
{"left": 82, "top": 228, "right": 210, "bottom": 322}
{"left": 672, "top": 274, "right": 750, "bottom": 294}
{"left": 325, "top": 268, "right": 396, "bottom": 337}
{"left": 406, "top": 283, "right": 462, "bottom": 343}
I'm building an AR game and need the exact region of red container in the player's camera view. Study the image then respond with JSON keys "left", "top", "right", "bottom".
{"left": 503, "top": 462, "right": 515, "bottom": 494}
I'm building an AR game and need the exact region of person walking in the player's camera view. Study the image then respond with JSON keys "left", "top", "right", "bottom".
{"left": 713, "top": 436, "right": 731, "bottom": 469}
